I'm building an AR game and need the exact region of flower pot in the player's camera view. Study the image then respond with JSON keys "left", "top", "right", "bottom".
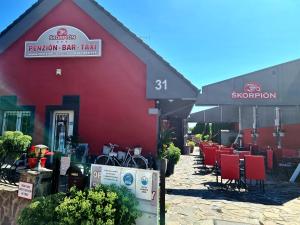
{"left": 190, "top": 146, "right": 194, "bottom": 153}
{"left": 184, "top": 146, "right": 191, "bottom": 155}
{"left": 166, "top": 161, "right": 175, "bottom": 177}
{"left": 40, "top": 157, "right": 47, "bottom": 168}
{"left": 28, "top": 158, "right": 38, "bottom": 169}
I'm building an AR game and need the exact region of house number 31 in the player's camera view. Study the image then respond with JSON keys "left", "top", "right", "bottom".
{"left": 155, "top": 79, "right": 167, "bottom": 90}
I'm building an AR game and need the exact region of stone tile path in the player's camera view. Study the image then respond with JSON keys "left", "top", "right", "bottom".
{"left": 165, "top": 147, "right": 300, "bottom": 225}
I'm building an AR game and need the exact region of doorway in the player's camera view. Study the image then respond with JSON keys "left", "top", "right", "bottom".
{"left": 50, "top": 110, "right": 74, "bottom": 153}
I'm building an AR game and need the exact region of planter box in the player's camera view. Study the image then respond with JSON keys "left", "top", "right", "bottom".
{"left": 166, "top": 161, "right": 175, "bottom": 177}
{"left": 184, "top": 146, "right": 191, "bottom": 155}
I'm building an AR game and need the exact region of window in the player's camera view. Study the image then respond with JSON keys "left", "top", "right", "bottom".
{"left": 2, "top": 111, "right": 32, "bottom": 135}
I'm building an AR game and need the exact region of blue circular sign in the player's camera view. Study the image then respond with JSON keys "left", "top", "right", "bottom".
{"left": 123, "top": 173, "right": 134, "bottom": 186}
{"left": 141, "top": 176, "right": 148, "bottom": 186}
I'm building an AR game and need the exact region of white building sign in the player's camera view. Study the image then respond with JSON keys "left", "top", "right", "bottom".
{"left": 24, "top": 25, "right": 101, "bottom": 58}
{"left": 18, "top": 182, "right": 33, "bottom": 200}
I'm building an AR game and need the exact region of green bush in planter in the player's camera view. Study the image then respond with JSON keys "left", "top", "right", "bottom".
{"left": 0, "top": 131, "right": 32, "bottom": 159}
{"left": 166, "top": 143, "right": 181, "bottom": 164}
{"left": 18, "top": 185, "right": 141, "bottom": 225}
{"left": 18, "top": 192, "right": 66, "bottom": 225}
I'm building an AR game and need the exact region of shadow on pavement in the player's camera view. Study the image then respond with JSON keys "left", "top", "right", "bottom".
{"left": 166, "top": 181, "right": 300, "bottom": 206}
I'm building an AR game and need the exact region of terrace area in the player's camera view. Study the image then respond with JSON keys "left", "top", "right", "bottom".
{"left": 165, "top": 147, "right": 300, "bottom": 225}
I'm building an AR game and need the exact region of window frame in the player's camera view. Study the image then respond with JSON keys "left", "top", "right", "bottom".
{"left": 2, "top": 111, "right": 33, "bottom": 135}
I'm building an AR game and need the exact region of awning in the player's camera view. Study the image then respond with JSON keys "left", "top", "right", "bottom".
{"left": 160, "top": 99, "right": 195, "bottom": 119}
{"left": 187, "top": 106, "right": 239, "bottom": 123}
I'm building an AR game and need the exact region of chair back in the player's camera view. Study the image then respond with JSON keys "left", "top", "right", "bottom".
{"left": 203, "top": 146, "right": 217, "bottom": 166}
{"left": 220, "top": 147, "right": 234, "bottom": 154}
{"left": 220, "top": 154, "right": 240, "bottom": 180}
{"left": 216, "top": 150, "right": 233, "bottom": 167}
{"left": 244, "top": 155, "right": 265, "bottom": 180}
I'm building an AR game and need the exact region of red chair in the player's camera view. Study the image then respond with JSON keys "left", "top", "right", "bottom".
{"left": 215, "top": 150, "right": 233, "bottom": 167}
{"left": 215, "top": 150, "right": 233, "bottom": 183}
{"left": 220, "top": 147, "right": 234, "bottom": 154}
{"left": 199, "top": 142, "right": 209, "bottom": 151}
{"left": 244, "top": 155, "right": 266, "bottom": 191}
{"left": 220, "top": 154, "right": 240, "bottom": 189}
{"left": 203, "top": 146, "right": 217, "bottom": 169}
{"left": 282, "top": 148, "right": 299, "bottom": 158}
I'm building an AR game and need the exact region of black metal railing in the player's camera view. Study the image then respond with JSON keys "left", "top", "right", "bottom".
{"left": 0, "top": 151, "right": 26, "bottom": 186}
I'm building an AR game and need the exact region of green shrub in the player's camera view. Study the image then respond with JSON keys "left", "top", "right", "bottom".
{"left": 203, "top": 134, "right": 210, "bottom": 141}
{"left": 194, "top": 134, "right": 202, "bottom": 142}
{"left": 0, "top": 131, "right": 32, "bottom": 159}
{"left": 18, "top": 185, "right": 141, "bottom": 225}
{"left": 18, "top": 192, "right": 66, "bottom": 225}
{"left": 187, "top": 141, "right": 195, "bottom": 150}
{"left": 159, "top": 121, "right": 176, "bottom": 159}
{"left": 166, "top": 143, "right": 181, "bottom": 164}
{"left": 101, "top": 185, "right": 142, "bottom": 225}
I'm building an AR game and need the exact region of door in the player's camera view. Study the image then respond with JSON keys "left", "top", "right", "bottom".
{"left": 51, "top": 110, "right": 74, "bottom": 153}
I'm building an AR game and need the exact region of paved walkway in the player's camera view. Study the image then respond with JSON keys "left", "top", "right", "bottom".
{"left": 165, "top": 147, "right": 300, "bottom": 225}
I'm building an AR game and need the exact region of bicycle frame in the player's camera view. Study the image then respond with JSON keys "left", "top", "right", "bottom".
{"left": 95, "top": 144, "right": 148, "bottom": 169}
{"left": 111, "top": 149, "right": 134, "bottom": 166}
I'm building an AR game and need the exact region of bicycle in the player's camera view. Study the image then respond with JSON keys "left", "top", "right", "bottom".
{"left": 94, "top": 143, "right": 148, "bottom": 169}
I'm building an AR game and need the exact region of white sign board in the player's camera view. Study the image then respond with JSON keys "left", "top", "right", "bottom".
{"left": 90, "top": 164, "right": 102, "bottom": 188}
{"left": 90, "top": 165, "right": 156, "bottom": 201}
{"left": 18, "top": 182, "right": 33, "bottom": 200}
{"left": 101, "top": 165, "right": 121, "bottom": 186}
{"left": 24, "top": 25, "right": 101, "bottom": 58}
{"left": 90, "top": 164, "right": 159, "bottom": 225}
{"left": 60, "top": 156, "right": 71, "bottom": 175}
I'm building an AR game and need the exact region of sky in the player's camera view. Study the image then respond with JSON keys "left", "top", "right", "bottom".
{"left": 1, "top": 1, "right": 300, "bottom": 102}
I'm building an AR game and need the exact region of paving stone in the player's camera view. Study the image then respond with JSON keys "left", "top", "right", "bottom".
{"left": 166, "top": 147, "right": 300, "bottom": 225}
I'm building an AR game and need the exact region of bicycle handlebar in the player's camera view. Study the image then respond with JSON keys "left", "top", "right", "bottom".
{"left": 109, "top": 143, "right": 119, "bottom": 148}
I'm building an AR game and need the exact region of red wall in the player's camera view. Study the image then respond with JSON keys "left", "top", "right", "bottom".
{"left": 0, "top": 0, "right": 157, "bottom": 155}
{"left": 243, "top": 124, "right": 300, "bottom": 150}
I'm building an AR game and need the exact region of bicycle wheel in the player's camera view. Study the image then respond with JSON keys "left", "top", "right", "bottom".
{"left": 94, "top": 155, "right": 114, "bottom": 166}
{"left": 126, "top": 156, "right": 148, "bottom": 169}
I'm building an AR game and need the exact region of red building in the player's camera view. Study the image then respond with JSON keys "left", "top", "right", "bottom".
{"left": 0, "top": 0, "right": 198, "bottom": 156}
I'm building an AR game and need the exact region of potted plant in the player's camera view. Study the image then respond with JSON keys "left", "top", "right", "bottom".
{"left": 39, "top": 148, "right": 54, "bottom": 168}
{"left": 188, "top": 140, "right": 195, "bottom": 153}
{"left": 156, "top": 121, "right": 176, "bottom": 173}
{"left": 27, "top": 151, "right": 38, "bottom": 169}
{"left": 0, "top": 131, "right": 32, "bottom": 160}
{"left": 166, "top": 143, "right": 181, "bottom": 176}
{"left": 28, "top": 145, "right": 54, "bottom": 169}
